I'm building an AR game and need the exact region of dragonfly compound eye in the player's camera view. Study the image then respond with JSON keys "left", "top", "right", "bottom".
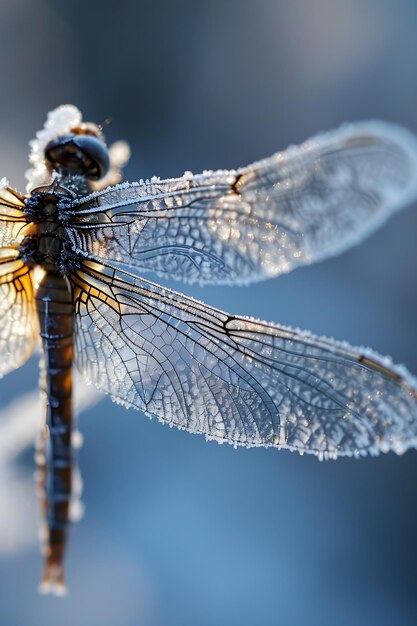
{"left": 44, "top": 133, "right": 110, "bottom": 181}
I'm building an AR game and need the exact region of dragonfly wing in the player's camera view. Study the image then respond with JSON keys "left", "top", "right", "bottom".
{"left": 0, "top": 249, "right": 38, "bottom": 377}
{"left": 70, "top": 261, "right": 417, "bottom": 458}
{"left": 65, "top": 121, "right": 417, "bottom": 286}
{"left": 0, "top": 185, "right": 27, "bottom": 248}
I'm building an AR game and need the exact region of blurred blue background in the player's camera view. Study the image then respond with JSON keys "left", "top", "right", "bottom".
{"left": 0, "top": 0, "right": 417, "bottom": 624}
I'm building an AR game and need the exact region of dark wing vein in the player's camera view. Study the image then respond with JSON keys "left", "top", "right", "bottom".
{"left": 70, "top": 260, "right": 417, "bottom": 458}
{"left": 0, "top": 248, "right": 38, "bottom": 377}
{"left": 0, "top": 185, "right": 28, "bottom": 247}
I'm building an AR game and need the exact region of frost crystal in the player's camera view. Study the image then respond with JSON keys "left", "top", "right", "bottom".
{"left": 26, "top": 105, "right": 83, "bottom": 192}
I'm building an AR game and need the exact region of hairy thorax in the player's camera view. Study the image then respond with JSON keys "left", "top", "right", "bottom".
{"left": 20, "top": 189, "right": 78, "bottom": 274}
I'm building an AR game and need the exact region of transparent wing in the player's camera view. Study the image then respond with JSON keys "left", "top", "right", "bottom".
{"left": 64, "top": 121, "right": 417, "bottom": 286}
{"left": 0, "top": 248, "right": 38, "bottom": 378}
{"left": 70, "top": 260, "right": 417, "bottom": 458}
{"left": 0, "top": 184, "right": 27, "bottom": 248}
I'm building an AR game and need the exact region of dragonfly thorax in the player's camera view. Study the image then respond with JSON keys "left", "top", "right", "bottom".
{"left": 20, "top": 193, "right": 79, "bottom": 274}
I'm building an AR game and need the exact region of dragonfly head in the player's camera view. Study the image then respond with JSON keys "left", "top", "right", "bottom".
{"left": 27, "top": 106, "right": 130, "bottom": 192}
{"left": 44, "top": 125, "right": 110, "bottom": 181}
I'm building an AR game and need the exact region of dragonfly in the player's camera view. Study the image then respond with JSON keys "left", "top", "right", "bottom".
{"left": 1, "top": 105, "right": 417, "bottom": 595}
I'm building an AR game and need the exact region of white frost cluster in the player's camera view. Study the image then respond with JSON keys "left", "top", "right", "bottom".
{"left": 26, "top": 105, "right": 83, "bottom": 192}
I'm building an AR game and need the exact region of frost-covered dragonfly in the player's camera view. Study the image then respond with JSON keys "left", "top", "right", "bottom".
{"left": 1, "top": 105, "right": 417, "bottom": 594}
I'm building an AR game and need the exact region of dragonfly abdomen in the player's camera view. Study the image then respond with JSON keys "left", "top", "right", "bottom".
{"left": 35, "top": 270, "right": 74, "bottom": 595}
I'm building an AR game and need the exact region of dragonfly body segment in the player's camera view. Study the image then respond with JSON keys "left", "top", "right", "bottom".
{"left": 1, "top": 105, "right": 417, "bottom": 593}
{"left": 35, "top": 270, "right": 73, "bottom": 593}
{"left": 18, "top": 187, "right": 83, "bottom": 592}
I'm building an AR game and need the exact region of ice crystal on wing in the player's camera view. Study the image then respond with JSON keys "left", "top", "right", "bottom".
{"left": 71, "top": 261, "right": 417, "bottom": 460}
{"left": 66, "top": 121, "right": 417, "bottom": 289}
